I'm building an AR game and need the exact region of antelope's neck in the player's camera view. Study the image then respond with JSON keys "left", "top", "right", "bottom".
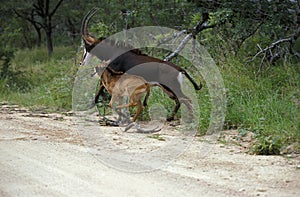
{"left": 102, "top": 70, "right": 117, "bottom": 94}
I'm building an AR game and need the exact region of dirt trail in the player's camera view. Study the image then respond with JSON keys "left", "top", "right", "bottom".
{"left": 0, "top": 104, "right": 299, "bottom": 196}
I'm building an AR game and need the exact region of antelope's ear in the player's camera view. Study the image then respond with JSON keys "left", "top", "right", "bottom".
{"left": 103, "top": 59, "right": 111, "bottom": 65}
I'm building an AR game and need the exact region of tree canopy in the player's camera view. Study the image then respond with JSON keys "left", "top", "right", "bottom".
{"left": 1, "top": 0, "right": 299, "bottom": 63}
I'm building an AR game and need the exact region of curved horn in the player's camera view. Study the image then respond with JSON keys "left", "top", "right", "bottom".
{"left": 81, "top": 8, "right": 99, "bottom": 45}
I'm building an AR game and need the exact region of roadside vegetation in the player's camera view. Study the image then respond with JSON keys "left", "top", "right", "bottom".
{"left": 1, "top": 46, "right": 298, "bottom": 155}
{"left": 1, "top": 0, "right": 299, "bottom": 155}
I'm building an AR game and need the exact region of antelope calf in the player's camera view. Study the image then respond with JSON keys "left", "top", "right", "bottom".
{"left": 95, "top": 60, "right": 152, "bottom": 122}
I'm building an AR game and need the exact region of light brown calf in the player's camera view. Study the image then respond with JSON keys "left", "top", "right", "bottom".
{"left": 95, "top": 60, "right": 151, "bottom": 122}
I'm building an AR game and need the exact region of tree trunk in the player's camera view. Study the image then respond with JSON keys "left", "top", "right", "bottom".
{"left": 37, "top": 29, "right": 42, "bottom": 47}
{"left": 45, "top": 29, "right": 53, "bottom": 56}
{"left": 29, "top": 12, "right": 42, "bottom": 47}
{"left": 32, "top": 23, "right": 42, "bottom": 47}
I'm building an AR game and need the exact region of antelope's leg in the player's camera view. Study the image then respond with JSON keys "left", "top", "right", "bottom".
{"left": 95, "top": 84, "right": 105, "bottom": 104}
{"left": 168, "top": 97, "right": 180, "bottom": 121}
{"left": 115, "top": 97, "right": 130, "bottom": 123}
{"left": 116, "top": 96, "right": 139, "bottom": 121}
{"left": 109, "top": 94, "right": 117, "bottom": 108}
{"left": 114, "top": 97, "right": 122, "bottom": 121}
{"left": 143, "top": 86, "right": 150, "bottom": 107}
{"left": 132, "top": 100, "right": 143, "bottom": 122}
{"left": 116, "top": 102, "right": 134, "bottom": 109}
{"left": 160, "top": 85, "right": 180, "bottom": 121}
{"left": 180, "top": 96, "right": 194, "bottom": 120}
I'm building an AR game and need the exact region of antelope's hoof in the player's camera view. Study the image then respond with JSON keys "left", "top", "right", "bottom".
{"left": 103, "top": 118, "right": 119, "bottom": 127}
{"left": 166, "top": 116, "right": 174, "bottom": 121}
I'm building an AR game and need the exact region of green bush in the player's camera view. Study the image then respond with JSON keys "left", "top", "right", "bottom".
{"left": 223, "top": 58, "right": 299, "bottom": 154}
{"left": 0, "top": 46, "right": 76, "bottom": 111}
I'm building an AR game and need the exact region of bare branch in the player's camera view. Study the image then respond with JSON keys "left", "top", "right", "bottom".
{"left": 149, "top": 13, "right": 165, "bottom": 36}
{"left": 13, "top": 9, "right": 43, "bottom": 27}
{"left": 250, "top": 37, "right": 295, "bottom": 62}
{"left": 191, "top": 37, "right": 196, "bottom": 63}
{"left": 50, "top": 0, "right": 63, "bottom": 17}
{"left": 159, "top": 30, "right": 187, "bottom": 45}
{"left": 164, "top": 34, "right": 193, "bottom": 61}
{"left": 255, "top": 52, "right": 267, "bottom": 78}
{"left": 163, "top": 13, "right": 225, "bottom": 62}
{"left": 33, "top": 1, "right": 44, "bottom": 17}
{"left": 251, "top": 26, "right": 300, "bottom": 63}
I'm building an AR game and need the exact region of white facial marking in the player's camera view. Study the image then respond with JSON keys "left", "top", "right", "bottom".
{"left": 80, "top": 49, "right": 93, "bottom": 66}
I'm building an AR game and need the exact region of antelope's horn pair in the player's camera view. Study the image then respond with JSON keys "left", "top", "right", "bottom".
{"left": 81, "top": 7, "right": 99, "bottom": 46}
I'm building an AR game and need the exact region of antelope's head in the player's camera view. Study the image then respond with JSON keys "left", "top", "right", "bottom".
{"left": 98, "top": 59, "right": 111, "bottom": 70}
{"left": 80, "top": 8, "right": 101, "bottom": 66}
{"left": 92, "top": 60, "right": 111, "bottom": 77}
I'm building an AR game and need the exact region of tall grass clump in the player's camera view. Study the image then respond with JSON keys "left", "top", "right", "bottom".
{"left": 0, "top": 46, "right": 77, "bottom": 111}
{"left": 223, "top": 57, "right": 299, "bottom": 154}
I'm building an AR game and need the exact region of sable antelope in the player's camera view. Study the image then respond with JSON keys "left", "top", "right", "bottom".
{"left": 94, "top": 60, "right": 161, "bottom": 132}
{"left": 81, "top": 8, "right": 202, "bottom": 121}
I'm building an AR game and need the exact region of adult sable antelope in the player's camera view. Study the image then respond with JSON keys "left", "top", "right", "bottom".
{"left": 81, "top": 8, "right": 202, "bottom": 121}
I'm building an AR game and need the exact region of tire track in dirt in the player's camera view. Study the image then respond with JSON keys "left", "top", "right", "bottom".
{"left": 0, "top": 104, "right": 299, "bottom": 196}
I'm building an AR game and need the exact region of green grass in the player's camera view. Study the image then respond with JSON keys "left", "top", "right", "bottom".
{"left": 0, "top": 46, "right": 76, "bottom": 111}
{"left": 222, "top": 59, "right": 300, "bottom": 154}
{"left": 0, "top": 47, "right": 299, "bottom": 154}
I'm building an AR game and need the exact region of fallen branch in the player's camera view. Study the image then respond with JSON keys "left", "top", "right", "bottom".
{"left": 251, "top": 38, "right": 293, "bottom": 61}
{"left": 250, "top": 27, "right": 300, "bottom": 64}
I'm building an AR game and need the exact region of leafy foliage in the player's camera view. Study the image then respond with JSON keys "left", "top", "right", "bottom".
{"left": 0, "top": 47, "right": 75, "bottom": 110}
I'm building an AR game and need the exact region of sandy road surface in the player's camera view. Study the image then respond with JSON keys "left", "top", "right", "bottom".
{"left": 0, "top": 104, "right": 299, "bottom": 196}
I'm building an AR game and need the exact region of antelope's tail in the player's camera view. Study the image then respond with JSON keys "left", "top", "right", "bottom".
{"left": 182, "top": 71, "right": 202, "bottom": 90}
